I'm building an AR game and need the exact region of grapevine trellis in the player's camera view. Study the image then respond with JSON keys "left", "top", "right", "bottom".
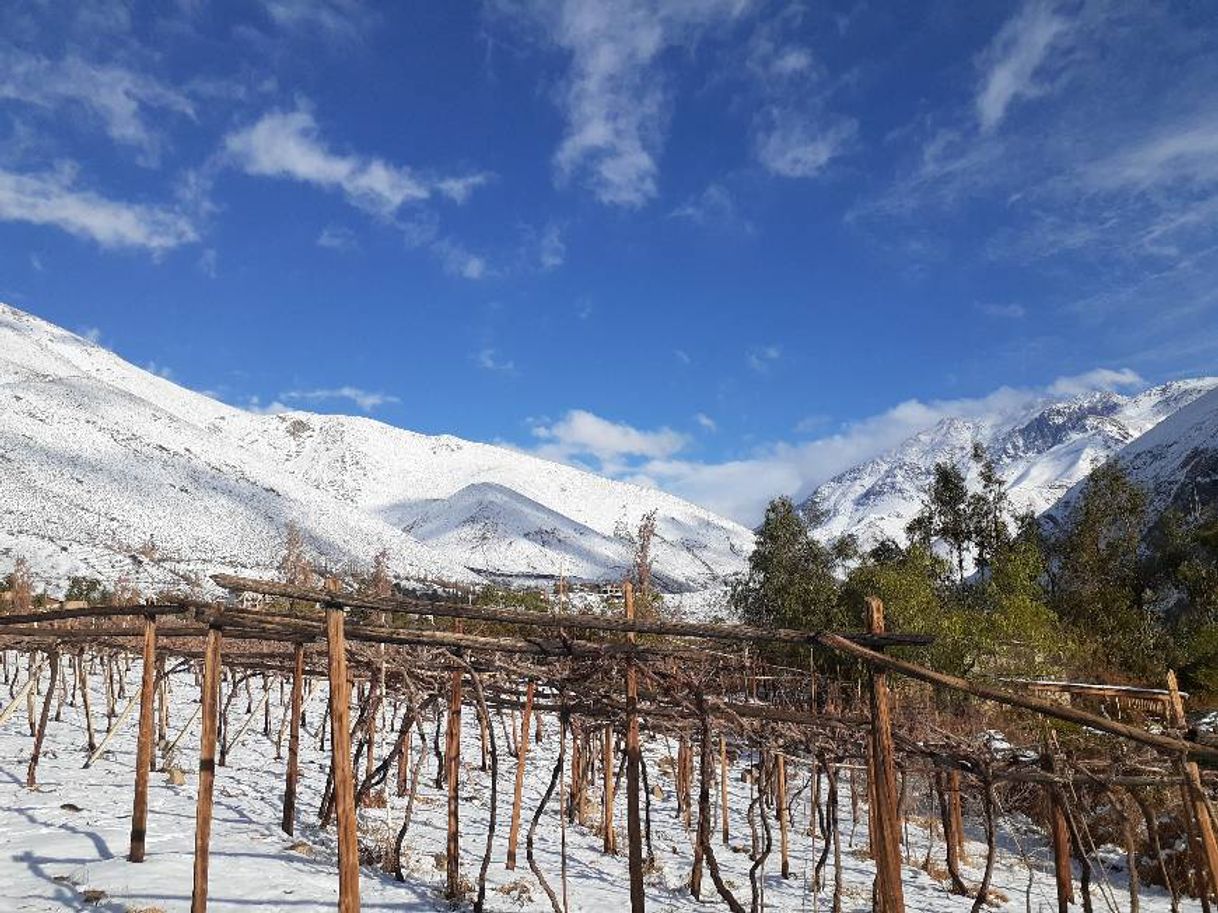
{"left": 1, "top": 572, "right": 1217, "bottom": 913}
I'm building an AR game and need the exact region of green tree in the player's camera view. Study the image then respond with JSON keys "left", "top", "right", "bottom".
{"left": 731, "top": 497, "right": 843, "bottom": 633}
{"left": 967, "top": 443, "right": 1011, "bottom": 576}
{"left": 1052, "top": 461, "right": 1162, "bottom": 675}
{"left": 908, "top": 462, "right": 973, "bottom": 582}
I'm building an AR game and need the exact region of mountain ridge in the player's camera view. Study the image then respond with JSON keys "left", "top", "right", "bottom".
{"left": 798, "top": 377, "right": 1218, "bottom": 549}
{"left": 0, "top": 304, "right": 753, "bottom": 594}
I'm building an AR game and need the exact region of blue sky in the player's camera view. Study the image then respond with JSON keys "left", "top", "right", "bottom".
{"left": 2, "top": 1, "right": 1216, "bottom": 523}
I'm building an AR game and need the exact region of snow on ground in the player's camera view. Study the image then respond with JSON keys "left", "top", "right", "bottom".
{"left": 0, "top": 653, "right": 1187, "bottom": 911}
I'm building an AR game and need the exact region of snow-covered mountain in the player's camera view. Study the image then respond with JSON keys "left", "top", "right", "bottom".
{"left": 798, "top": 378, "right": 1218, "bottom": 550}
{"left": 1045, "top": 384, "right": 1218, "bottom": 532}
{"left": 0, "top": 304, "right": 753, "bottom": 593}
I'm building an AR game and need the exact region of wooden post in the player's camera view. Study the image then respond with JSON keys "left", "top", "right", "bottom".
{"left": 624, "top": 581, "right": 646, "bottom": 913}
{"left": 865, "top": 597, "right": 905, "bottom": 913}
{"left": 506, "top": 679, "right": 535, "bottom": 869}
{"left": 282, "top": 642, "right": 304, "bottom": 836}
{"left": 129, "top": 613, "right": 158, "bottom": 862}
{"left": 603, "top": 725, "right": 617, "bottom": 854}
{"left": 1169, "top": 670, "right": 1218, "bottom": 902}
{"left": 445, "top": 652, "right": 463, "bottom": 899}
{"left": 777, "top": 753, "right": 790, "bottom": 878}
{"left": 78, "top": 653, "right": 96, "bottom": 753}
{"left": 720, "top": 735, "right": 730, "bottom": 845}
{"left": 191, "top": 626, "right": 223, "bottom": 913}
{"left": 326, "top": 584, "right": 361, "bottom": 913}
{"left": 948, "top": 770, "right": 964, "bottom": 860}
{"left": 26, "top": 650, "right": 59, "bottom": 787}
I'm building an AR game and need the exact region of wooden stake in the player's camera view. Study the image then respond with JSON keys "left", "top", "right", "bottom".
{"left": 720, "top": 734, "right": 730, "bottom": 845}
{"left": 191, "top": 625, "right": 223, "bottom": 913}
{"left": 129, "top": 613, "right": 158, "bottom": 862}
{"left": 603, "top": 724, "right": 617, "bottom": 854}
{"left": 78, "top": 653, "right": 96, "bottom": 753}
{"left": 326, "top": 587, "right": 361, "bottom": 913}
{"left": 624, "top": 581, "right": 645, "bottom": 913}
{"left": 26, "top": 650, "right": 59, "bottom": 787}
{"left": 282, "top": 642, "right": 304, "bottom": 836}
{"left": 776, "top": 753, "right": 790, "bottom": 879}
{"left": 1169, "top": 670, "right": 1218, "bottom": 903}
{"left": 506, "top": 679, "right": 535, "bottom": 870}
{"left": 865, "top": 597, "right": 905, "bottom": 913}
{"left": 445, "top": 654, "right": 463, "bottom": 899}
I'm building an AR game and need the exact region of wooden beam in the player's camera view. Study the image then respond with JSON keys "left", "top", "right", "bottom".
{"left": 815, "top": 631, "right": 1218, "bottom": 764}
{"left": 210, "top": 574, "right": 931, "bottom": 650}
{"left": 129, "top": 613, "right": 158, "bottom": 862}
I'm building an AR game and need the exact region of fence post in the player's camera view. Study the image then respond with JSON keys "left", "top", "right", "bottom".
{"left": 191, "top": 625, "right": 223, "bottom": 913}
{"left": 282, "top": 641, "right": 304, "bottom": 835}
{"left": 129, "top": 613, "right": 158, "bottom": 861}
{"left": 866, "top": 597, "right": 905, "bottom": 913}
{"left": 326, "top": 581, "right": 360, "bottom": 913}
{"left": 624, "top": 581, "right": 646, "bottom": 912}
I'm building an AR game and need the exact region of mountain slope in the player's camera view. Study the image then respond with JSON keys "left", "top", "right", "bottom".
{"left": 799, "top": 379, "right": 1218, "bottom": 549}
{"left": 1045, "top": 384, "right": 1218, "bottom": 531}
{"left": 0, "top": 304, "right": 752, "bottom": 593}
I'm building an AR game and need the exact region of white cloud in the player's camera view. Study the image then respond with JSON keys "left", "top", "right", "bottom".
{"left": 500, "top": 0, "right": 751, "bottom": 207}
{"left": 317, "top": 225, "right": 357, "bottom": 250}
{"left": 674, "top": 349, "right": 691, "bottom": 365}
{"left": 79, "top": 326, "right": 102, "bottom": 344}
{"left": 224, "top": 106, "right": 487, "bottom": 217}
{"left": 0, "top": 165, "right": 197, "bottom": 251}
{"left": 538, "top": 223, "right": 566, "bottom": 271}
{"left": 977, "top": 302, "right": 1026, "bottom": 319}
{"left": 531, "top": 409, "right": 688, "bottom": 467}
{"left": 534, "top": 369, "right": 1152, "bottom": 524}
{"left": 1091, "top": 116, "right": 1218, "bottom": 190}
{"left": 283, "top": 386, "right": 400, "bottom": 411}
{"left": 0, "top": 51, "right": 194, "bottom": 162}
{"left": 475, "top": 348, "right": 515, "bottom": 372}
{"left": 670, "top": 183, "right": 752, "bottom": 232}
{"left": 746, "top": 344, "right": 780, "bottom": 373}
{"left": 260, "top": 0, "right": 372, "bottom": 40}
{"left": 694, "top": 412, "right": 717, "bottom": 432}
{"left": 976, "top": 0, "right": 1072, "bottom": 132}
{"left": 1047, "top": 367, "right": 1142, "bottom": 396}
{"left": 144, "top": 361, "right": 174, "bottom": 380}
{"left": 755, "top": 112, "right": 855, "bottom": 178}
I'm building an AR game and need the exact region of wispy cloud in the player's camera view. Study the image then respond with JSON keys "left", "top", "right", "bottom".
{"left": 259, "top": 0, "right": 374, "bottom": 41}
{"left": 746, "top": 344, "right": 780, "bottom": 373}
{"left": 607, "top": 367, "right": 1150, "bottom": 523}
{"left": 496, "top": 0, "right": 752, "bottom": 207}
{"left": 283, "top": 386, "right": 400, "bottom": 411}
{"left": 317, "top": 225, "right": 357, "bottom": 250}
{"left": 530, "top": 409, "right": 688, "bottom": 473}
{"left": 0, "top": 165, "right": 197, "bottom": 251}
{"left": 755, "top": 112, "right": 855, "bottom": 178}
{"left": 975, "top": 0, "right": 1072, "bottom": 132}
{"left": 694, "top": 412, "right": 717, "bottom": 432}
{"left": 0, "top": 51, "right": 194, "bottom": 163}
{"left": 1047, "top": 367, "right": 1142, "bottom": 396}
{"left": 670, "top": 183, "right": 753, "bottom": 233}
{"left": 977, "top": 302, "right": 1026, "bottom": 319}
{"left": 224, "top": 106, "right": 488, "bottom": 217}
{"left": 475, "top": 348, "right": 516, "bottom": 373}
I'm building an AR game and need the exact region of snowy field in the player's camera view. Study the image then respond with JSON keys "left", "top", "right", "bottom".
{"left": 0, "top": 653, "right": 1190, "bottom": 912}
